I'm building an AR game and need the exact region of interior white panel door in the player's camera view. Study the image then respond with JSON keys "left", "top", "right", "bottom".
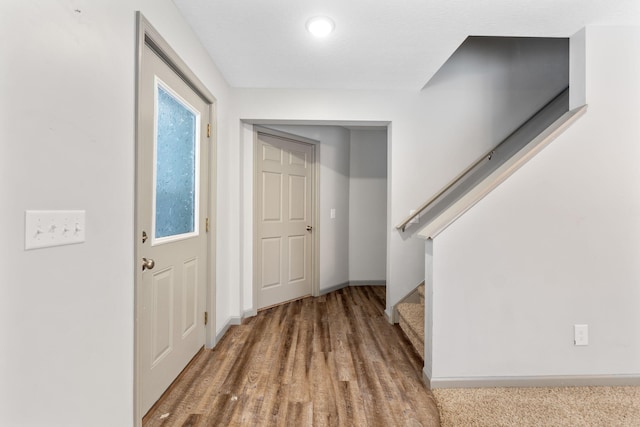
{"left": 256, "top": 133, "right": 314, "bottom": 309}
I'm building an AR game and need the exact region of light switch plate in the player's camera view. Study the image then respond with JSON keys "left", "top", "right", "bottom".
{"left": 330, "top": 208, "right": 336, "bottom": 219}
{"left": 25, "top": 210, "right": 86, "bottom": 250}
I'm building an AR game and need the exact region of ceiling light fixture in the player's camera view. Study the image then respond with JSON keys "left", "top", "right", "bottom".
{"left": 306, "top": 16, "right": 335, "bottom": 37}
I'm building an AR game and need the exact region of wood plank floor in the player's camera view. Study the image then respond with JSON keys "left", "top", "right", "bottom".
{"left": 143, "top": 286, "right": 441, "bottom": 426}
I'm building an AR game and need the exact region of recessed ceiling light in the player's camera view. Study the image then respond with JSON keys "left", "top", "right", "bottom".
{"left": 306, "top": 16, "right": 335, "bottom": 38}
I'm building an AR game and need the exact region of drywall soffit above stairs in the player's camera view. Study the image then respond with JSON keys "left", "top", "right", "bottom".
{"left": 417, "top": 104, "right": 587, "bottom": 240}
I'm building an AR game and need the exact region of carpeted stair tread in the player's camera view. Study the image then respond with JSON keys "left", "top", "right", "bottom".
{"left": 397, "top": 302, "right": 424, "bottom": 359}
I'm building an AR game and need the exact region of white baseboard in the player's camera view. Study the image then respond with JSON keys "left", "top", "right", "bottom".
{"left": 385, "top": 307, "right": 396, "bottom": 324}
{"left": 320, "top": 280, "right": 387, "bottom": 295}
{"left": 349, "top": 280, "right": 386, "bottom": 286}
{"left": 423, "top": 366, "right": 433, "bottom": 388}
{"left": 430, "top": 373, "right": 640, "bottom": 388}
{"left": 319, "top": 281, "right": 350, "bottom": 295}
{"left": 242, "top": 309, "right": 257, "bottom": 319}
{"left": 214, "top": 316, "right": 241, "bottom": 345}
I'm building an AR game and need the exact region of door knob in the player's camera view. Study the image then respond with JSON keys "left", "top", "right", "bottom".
{"left": 306, "top": 225, "right": 313, "bottom": 231}
{"left": 142, "top": 257, "right": 155, "bottom": 271}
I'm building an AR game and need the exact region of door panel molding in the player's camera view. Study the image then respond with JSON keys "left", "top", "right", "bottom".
{"left": 253, "top": 126, "right": 319, "bottom": 311}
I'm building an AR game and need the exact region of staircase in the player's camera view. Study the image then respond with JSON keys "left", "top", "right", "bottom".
{"left": 392, "top": 90, "right": 586, "bottom": 362}
{"left": 397, "top": 283, "right": 425, "bottom": 359}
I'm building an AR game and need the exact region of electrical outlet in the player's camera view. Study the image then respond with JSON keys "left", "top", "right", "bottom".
{"left": 574, "top": 324, "right": 589, "bottom": 346}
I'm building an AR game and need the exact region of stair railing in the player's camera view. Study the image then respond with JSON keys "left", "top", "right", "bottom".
{"left": 396, "top": 86, "right": 569, "bottom": 232}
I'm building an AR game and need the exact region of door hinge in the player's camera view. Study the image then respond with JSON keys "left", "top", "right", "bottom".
{"left": 207, "top": 123, "right": 211, "bottom": 138}
{"left": 205, "top": 217, "right": 209, "bottom": 233}
{"left": 204, "top": 311, "right": 208, "bottom": 325}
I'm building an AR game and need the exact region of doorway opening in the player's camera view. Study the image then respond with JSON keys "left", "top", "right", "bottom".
{"left": 247, "top": 123, "right": 388, "bottom": 314}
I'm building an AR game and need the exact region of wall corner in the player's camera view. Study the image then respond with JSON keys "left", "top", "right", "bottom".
{"left": 423, "top": 238, "right": 434, "bottom": 380}
{"left": 570, "top": 28, "right": 587, "bottom": 109}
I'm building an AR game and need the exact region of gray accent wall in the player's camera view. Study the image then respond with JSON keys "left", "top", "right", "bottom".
{"left": 349, "top": 130, "right": 388, "bottom": 281}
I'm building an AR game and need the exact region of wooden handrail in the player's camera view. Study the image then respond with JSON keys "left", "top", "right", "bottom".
{"left": 396, "top": 86, "right": 569, "bottom": 232}
{"left": 396, "top": 151, "right": 493, "bottom": 231}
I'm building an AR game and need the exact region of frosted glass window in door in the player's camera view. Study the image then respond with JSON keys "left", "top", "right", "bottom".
{"left": 154, "top": 82, "right": 200, "bottom": 240}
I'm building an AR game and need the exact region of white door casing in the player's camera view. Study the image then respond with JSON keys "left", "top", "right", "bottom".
{"left": 135, "top": 15, "right": 216, "bottom": 419}
{"left": 255, "top": 130, "right": 316, "bottom": 309}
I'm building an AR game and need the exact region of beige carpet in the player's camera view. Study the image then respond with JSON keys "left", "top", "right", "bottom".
{"left": 434, "top": 386, "right": 640, "bottom": 426}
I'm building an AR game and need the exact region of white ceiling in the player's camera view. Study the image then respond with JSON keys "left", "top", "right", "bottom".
{"left": 173, "top": 0, "right": 640, "bottom": 91}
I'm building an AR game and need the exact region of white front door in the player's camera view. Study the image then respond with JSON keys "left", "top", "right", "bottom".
{"left": 256, "top": 131, "right": 315, "bottom": 309}
{"left": 137, "top": 41, "right": 209, "bottom": 415}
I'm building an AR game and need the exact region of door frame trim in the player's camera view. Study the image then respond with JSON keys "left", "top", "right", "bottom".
{"left": 134, "top": 12, "right": 217, "bottom": 425}
{"left": 252, "top": 126, "right": 320, "bottom": 311}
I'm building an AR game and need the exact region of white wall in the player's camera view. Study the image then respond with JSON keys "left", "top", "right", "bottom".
{"left": 431, "top": 27, "right": 640, "bottom": 380}
{"left": 233, "top": 37, "right": 570, "bottom": 316}
{"left": 263, "top": 125, "right": 351, "bottom": 291}
{"left": 349, "top": 130, "right": 388, "bottom": 281}
{"left": 0, "top": 1, "right": 230, "bottom": 425}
